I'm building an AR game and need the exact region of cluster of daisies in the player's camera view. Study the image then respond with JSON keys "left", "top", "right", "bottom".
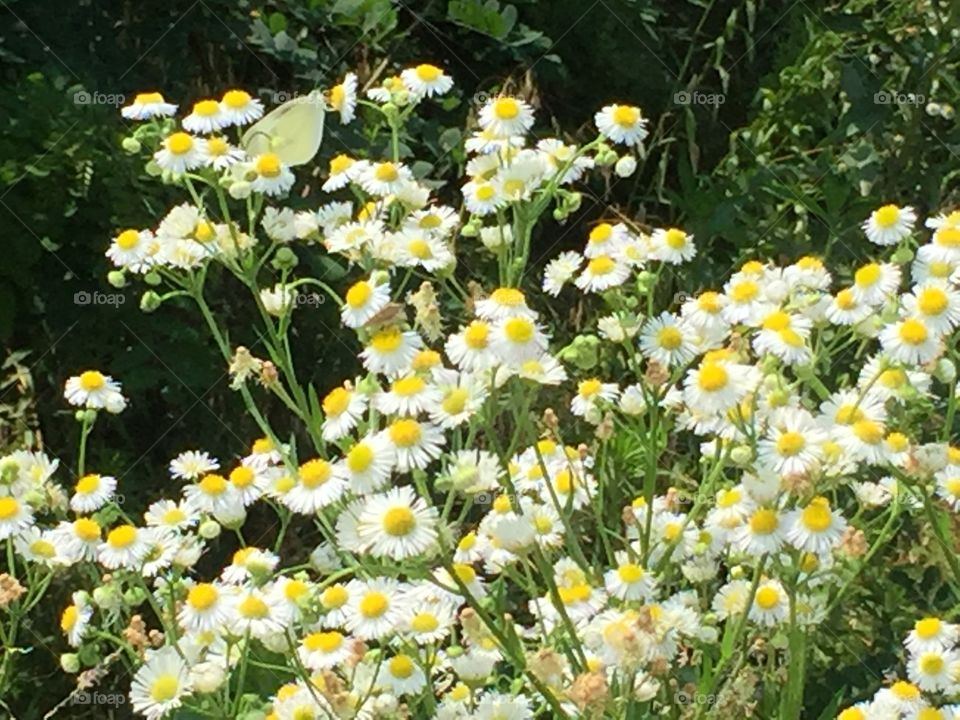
{"left": 1, "top": 63, "right": 957, "bottom": 720}
{"left": 837, "top": 617, "right": 960, "bottom": 719}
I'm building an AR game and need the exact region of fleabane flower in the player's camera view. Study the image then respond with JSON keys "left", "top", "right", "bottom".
{"left": 329, "top": 72, "right": 358, "bottom": 123}
{"left": 478, "top": 96, "right": 535, "bottom": 137}
{"left": 219, "top": 89, "right": 263, "bottom": 126}
{"left": 880, "top": 316, "right": 941, "bottom": 366}
{"left": 352, "top": 486, "right": 440, "bottom": 560}
{"left": 361, "top": 326, "right": 424, "bottom": 377}
{"left": 154, "top": 132, "right": 207, "bottom": 174}
{"left": 182, "top": 98, "right": 227, "bottom": 134}
{"left": 863, "top": 204, "right": 916, "bottom": 246}
{"left": 341, "top": 278, "right": 391, "bottom": 328}
{"left": 595, "top": 103, "right": 648, "bottom": 146}
{"left": 575, "top": 254, "right": 631, "bottom": 292}
{"left": 650, "top": 227, "right": 696, "bottom": 264}
{"left": 121, "top": 92, "right": 177, "bottom": 120}
{"left": 64, "top": 370, "right": 126, "bottom": 413}
{"left": 250, "top": 152, "right": 295, "bottom": 196}
{"left": 785, "top": 496, "right": 847, "bottom": 553}
{"left": 491, "top": 315, "right": 549, "bottom": 367}
{"left": 129, "top": 646, "right": 193, "bottom": 720}
{"left": 401, "top": 63, "right": 454, "bottom": 98}
{"left": 70, "top": 473, "right": 117, "bottom": 513}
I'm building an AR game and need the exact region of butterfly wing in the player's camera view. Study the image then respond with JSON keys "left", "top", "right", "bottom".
{"left": 241, "top": 91, "right": 325, "bottom": 166}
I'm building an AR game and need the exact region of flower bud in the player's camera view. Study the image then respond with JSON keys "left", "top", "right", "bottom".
{"left": 271, "top": 246, "right": 299, "bottom": 270}
{"left": 615, "top": 155, "right": 637, "bottom": 178}
{"left": 143, "top": 271, "right": 162, "bottom": 287}
{"left": 107, "top": 270, "right": 127, "bottom": 289}
{"left": 121, "top": 137, "right": 142, "bottom": 154}
{"left": 935, "top": 358, "right": 957, "bottom": 384}
{"left": 145, "top": 160, "right": 163, "bottom": 177}
{"left": 730, "top": 445, "right": 753, "bottom": 465}
{"left": 228, "top": 180, "right": 252, "bottom": 200}
{"left": 140, "top": 290, "right": 162, "bottom": 313}
{"left": 60, "top": 653, "right": 81, "bottom": 673}
{"left": 191, "top": 661, "right": 226, "bottom": 693}
{"left": 198, "top": 519, "right": 221, "bottom": 539}
{"left": 891, "top": 246, "right": 914, "bottom": 264}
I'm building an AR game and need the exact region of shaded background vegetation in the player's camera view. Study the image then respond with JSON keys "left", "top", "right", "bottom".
{"left": 1, "top": 0, "right": 959, "bottom": 716}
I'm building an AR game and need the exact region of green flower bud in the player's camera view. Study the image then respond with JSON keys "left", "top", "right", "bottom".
{"left": 123, "top": 586, "right": 148, "bottom": 606}
{"left": 107, "top": 271, "right": 127, "bottom": 289}
{"left": 144, "top": 160, "right": 163, "bottom": 177}
{"left": 144, "top": 271, "right": 162, "bottom": 287}
{"left": 140, "top": 290, "right": 162, "bottom": 313}
{"left": 635, "top": 271, "right": 656, "bottom": 294}
{"left": 460, "top": 218, "right": 481, "bottom": 238}
{"left": 271, "top": 246, "right": 299, "bottom": 270}
{"left": 198, "top": 519, "right": 221, "bottom": 539}
{"left": 229, "top": 180, "right": 252, "bottom": 200}
{"left": 730, "top": 445, "right": 753, "bottom": 465}
{"left": 935, "top": 358, "right": 957, "bottom": 384}
{"left": 60, "top": 653, "right": 81, "bottom": 673}
{"left": 121, "top": 137, "right": 142, "bottom": 154}
{"left": 891, "top": 246, "right": 914, "bottom": 265}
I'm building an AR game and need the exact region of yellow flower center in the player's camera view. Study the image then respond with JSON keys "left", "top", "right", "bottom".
{"left": 697, "top": 292, "right": 722, "bottom": 313}
{"left": 79, "top": 370, "right": 106, "bottom": 391}
{"left": 918, "top": 287, "right": 949, "bottom": 316}
{"left": 370, "top": 327, "right": 403, "bottom": 353}
{"left": 239, "top": 595, "right": 270, "bottom": 618}
{"left": 916, "top": 617, "right": 942, "bottom": 639}
{"left": 359, "top": 591, "right": 389, "bottom": 618}
{"left": 389, "top": 419, "right": 422, "bottom": 448}
{"left": 256, "top": 153, "right": 282, "bottom": 178}
{"left": 61, "top": 605, "right": 78, "bottom": 632}
{"left": 835, "top": 404, "right": 863, "bottom": 424}
{"left": 776, "top": 431, "right": 806, "bottom": 457}
{"left": 322, "top": 387, "right": 351, "bottom": 417}
{"left": 135, "top": 92, "right": 164, "bottom": 105}
{"left": 347, "top": 443, "right": 374, "bottom": 473}
{"left": 74, "top": 518, "right": 101, "bottom": 541}
{"left": 835, "top": 289, "right": 857, "bottom": 310}
{"left": 188, "top": 583, "right": 219, "bottom": 610}
{"left": 589, "top": 223, "right": 613, "bottom": 243}
{"left": 504, "top": 317, "right": 534, "bottom": 344}
{"left": 383, "top": 506, "right": 416, "bottom": 536}
{"left": 107, "top": 525, "right": 137, "bottom": 549}
{"left": 800, "top": 497, "right": 832, "bottom": 532}
{"left": 617, "top": 563, "right": 644, "bottom": 583}
{"left": 898, "top": 318, "right": 928, "bottom": 345}
{"left": 475, "top": 184, "right": 496, "bottom": 201}
{"left": 493, "top": 98, "right": 520, "bottom": 119}
{"left": 166, "top": 132, "right": 194, "bottom": 155}
{"left": 30, "top": 539, "right": 56, "bottom": 558}
{"left": 116, "top": 230, "right": 140, "bottom": 250}
{"left": 392, "top": 375, "right": 426, "bottom": 397}
{"left": 284, "top": 580, "right": 308, "bottom": 602}
{"left": 374, "top": 162, "right": 399, "bottom": 183}
{"left": 755, "top": 586, "right": 780, "bottom": 610}
{"left": 464, "top": 321, "right": 490, "bottom": 349}
{"left": 588, "top": 255, "right": 616, "bottom": 275}
{"left": 345, "top": 281, "right": 372, "bottom": 308}
{"left": 578, "top": 379, "right": 603, "bottom": 398}
{"left": 230, "top": 466, "right": 256, "bottom": 489}
{"left": 75, "top": 474, "right": 101, "bottom": 495}
{"left": 717, "top": 488, "right": 742, "bottom": 508}
{"left": 199, "top": 474, "right": 227, "bottom": 496}
{"left": 937, "top": 227, "right": 960, "bottom": 247}
{"left": 411, "top": 612, "right": 439, "bottom": 633}
{"left": 329, "top": 154, "right": 354, "bottom": 175}
{"left": 852, "top": 420, "right": 884, "bottom": 445}
{"left": 206, "top": 137, "right": 228, "bottom": 156}
{"left": 304, "top": 631, "right": 343, "bottom": 653}
{"left": 919, "top": 653, "right": 944, "bottom": 676}
{"left": 731, "top": 281, "right": 758, "bottom": 303}
{"left": 222, "top": 90, "right": 251, "bottom": 109}
{"left": 890, "top": 680, "right": 920, "bottom": 699}
{"left": 322, "top": 585, "right": 348, "bottom": 609}
{"left": 491, "top": 288, "right": 525, "bottom": 306}
{"left": 854, "top": 263, "right": 881, "bottom": 287}
{"left": 389, "top": 655, "right": 415, "bottom": 679}
{"left": 885, "top": 432, "right": 909, "bottom": 452}
{"left": 150, "top": 674, "right": 180, "bottom": 702}
{"left": 657, "top": 326, "right": 683, "bottom": 350}
{"left": 749, "top": 508, "right": 779, "bottom": 535}
{"left": 612, "top": 105, "right": 640, "bottom": 127}
{"left": 441, "top": 388, "right": 469, "bottom": 415}
{"left": 664, "top": 228, "right": 687, "bottom": 249}
{"left": 415, "top": 64, "right": 441, "bottom": 82}
{"left": 697, "top": 363, "right": 729, "bottom": 392}
{"left": 193, "top": 99, "right": 220, "bottom": 117}
{"left": 873, "top": 204, "right": 900, "bottom": 228}
{"left": 299, "top": 459, "right": 331, "bottom": 489}
{"left": 762, "top": 311, "right": 791, "bottom": 331}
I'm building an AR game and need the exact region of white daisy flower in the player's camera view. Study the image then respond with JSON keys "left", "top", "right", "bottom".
{"left": 650, "top": 227, "right": 696, "bottom": 264}
{"left": 51, "top": 517, "right": 102, "bottom": 562}
{"left": 571, "top": 378, "right": 619, "bottom": 417}
{"left": 575, "top": 254, "right": 631, "bottom": 293}
{"left": 902, "top": 283, "right": 960, "bottom": 335}
{"left": 880, "top": 316, "right": 941, "bottom": 365}
{"left": 61, "top": 591, "right": 93, "bottom": 647}
{"left": 345, "top": 578, "right": 410, "bottom": 640}
{"left": 851, "top": 262, "right": 901, "bottom": 306}
{"left": 329, "top": 72, "right": 358, "bottom": 123}
{"left": 595, "top": 104, "right": 648, "bottom": 146}
{"left": 298, "top": 630, "right": 353, "bottom": 671}
{"left": 341, "top": 278, "right": 391, "bottom": 328}
{"left": 337, "top": 433, "right": 395, "bottom": 494}
{"left": 129, "top": 646, "right": 193, "bottom": 720}
{"left": 64, "top": 370, "right": 126, "bottom": 412}
{"left": 201, "top": 136, "right": 245, "bottom": 170}
{"left": 321, "top": 385, "right": 367, "bottom": 441}
{"left": 401, "top": 63, "right": 454, "bottom": 97}
{"left": 385, "top": 418, "right": 445, "bottom": 471}
{"left": 0, "top": 495, "right": 32, "bottom": 539}
{"left": 863, "top": 204, "right": 916, "bottom": 246}
{"left": 463, "top": 179, "right": 506, "bottom": 216}
{"left": 784, "top": 496, "right": 847, "bottom": 553}
{"left": 282, "top": 459, "right": 347, "bottom": 514}
{"left": 70, "top": 473, "right": 117, "bottom": 513}
{"left": 250, "top": 152, "right": 295, "bottom": 196}
{"left": 178, "top": 581, "right": 233, "bottom": 633}
{"left": 748, "top": 579, "right": 788, "bottom": 626}
{"left": 446, "top": 320, "right": 497, "bottom": 371}
{"left": 639, "top": 312, "right": 698, "bottom": 367}
{"left": 352, "top": 486, "right": 439, "bottom": 561}
{"left": 361, "top": 326, "right": 424, "bottom": 377}
{"left": 169, "top": 450, "right": 219, "bottom": 481}
{"left": 377, "top": 653, "right": 427, "bottom": 695}
{"left": 154, "top": 132, "right": 207, "bottom": 175}
{"left": 360, "top": 161, "right": 412, "bottom": 197}
{"left": 106, "top": 228, "right": 155, "bottom": 273}
{"left": 542, "top": 251, "right": 582, "bottom": 296}
{"left": 491, "top": 316, "right": 549, "bottom": 367}
{"left": 97, "top": 524, "right": 151, "bottom": 570}
{"left": 183, "top": 473, "right": 243, "bottom": 517}
{"left": 182, "top": 98, "right": 228, "bottom": 134}
{"left": 734, "top": 507, "right": 785, "bottom": 555}
{"left": 121, "top": 92, "right": 177, "bottom": 120}
{"left": 219, "top": 89, "right": 263, "bottom": 127}
{"left": 478, "top": 96, "right": 535, "bottom": 137}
